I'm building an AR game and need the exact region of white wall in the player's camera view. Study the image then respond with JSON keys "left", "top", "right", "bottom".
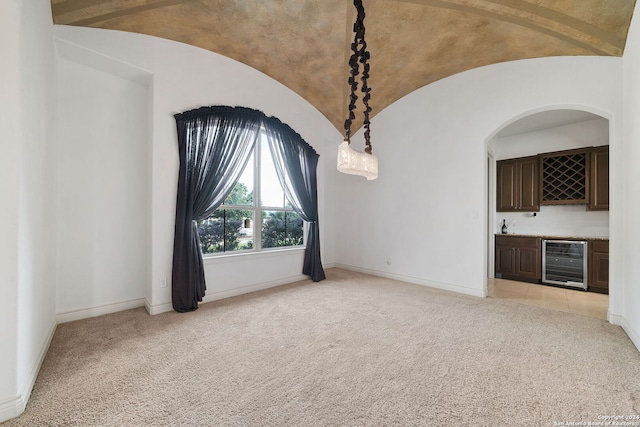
{"left": 53, "top": 26, "right": 339, "bottom": 314}
{"left": 491, "top": 118, "right": 608, "bottom": 160}
{"left": 495, "top": 205, "right": 609, "bottom": 239}
{"left": 16, "top": 0, "right": 57, "bottom": 402}
{"left": 55, "top": 55, "right": 150, "bottom": 317}
{"left": 334, "top": 56, "right": 623, "bottom": 304}
{"left": 490, "top": 118, "right": 609, "bottom": 237}
{"left": 0, "top": 0, "right": 22, "bottom": 410}
{"left": 0, "top": 0, "right": 57, "bottom": 422}
{"left": 621, "top": 11, "right": 640, "bottom": 349}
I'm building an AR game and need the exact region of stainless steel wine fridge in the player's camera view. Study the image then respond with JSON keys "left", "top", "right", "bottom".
{"left": 542, "top": 240, "right": 588, "bottom": 290}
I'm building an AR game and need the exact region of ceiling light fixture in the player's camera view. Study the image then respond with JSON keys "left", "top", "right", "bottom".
{"left": 337, "top": 0, "right": 378, "bottom": 181}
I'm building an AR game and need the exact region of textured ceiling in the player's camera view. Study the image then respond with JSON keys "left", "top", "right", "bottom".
{"left": 51, "top": 0, "right": 636, "bottom": 133}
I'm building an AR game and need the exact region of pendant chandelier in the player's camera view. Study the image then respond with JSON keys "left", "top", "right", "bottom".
{"left": 337, "top": 0, "right": 378, "bottom": 180}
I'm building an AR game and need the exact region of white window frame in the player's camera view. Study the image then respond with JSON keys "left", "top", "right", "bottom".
{"left": 201, "top": 129, "right": 307, "bottom": 257}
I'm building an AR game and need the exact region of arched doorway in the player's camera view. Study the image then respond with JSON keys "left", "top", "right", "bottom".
{"left": 486, "top": 108, "right": 611, "bottom": 319}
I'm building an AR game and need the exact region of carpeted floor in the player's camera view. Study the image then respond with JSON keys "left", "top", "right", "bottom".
{"left": 5, "top": 268, "right": 640, "bottom": 426}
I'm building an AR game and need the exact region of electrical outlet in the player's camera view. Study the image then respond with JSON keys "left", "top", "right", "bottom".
{"left": 160, "top": 277, "right": 168, "bottom": 288}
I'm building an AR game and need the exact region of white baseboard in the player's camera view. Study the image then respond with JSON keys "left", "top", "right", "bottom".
{"left": 145, "top": 274, "right": 310, "bottom": 315}
{"left": 0, "top": 395, "right": 22, "bottom": 424}
{"left": 334, "top": 263, "right": 487, "bottom": 298}
{"left": 0, "top": 318, "right": 56, "bottom": 424}
{"left": 610, "top": 313, "right": 640, "bottom": 352}
{"left": 145, "top": 299, "right": 173, "bottom": 315}
{"left": 56, "top": 298, "right": 146, "bottom": 324}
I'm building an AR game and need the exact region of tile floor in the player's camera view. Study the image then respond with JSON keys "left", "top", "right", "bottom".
{"left": 487, "top": 278, "right": 609, "bottom": 320}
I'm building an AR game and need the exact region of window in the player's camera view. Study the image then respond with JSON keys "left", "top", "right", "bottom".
{"left": 196, "top": 131, "right": 304, "bottom": 255}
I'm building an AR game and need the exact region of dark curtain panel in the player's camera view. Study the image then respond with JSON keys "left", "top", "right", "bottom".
{"left": 172, "top": 106, "right": 263, "bottom": 312}
{"left": 263, "top": 116, "right": 326, "bottom": 282}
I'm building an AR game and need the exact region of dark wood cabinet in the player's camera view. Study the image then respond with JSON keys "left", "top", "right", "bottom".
{"left": 498, "top": 146, "right": 609, "bottom": 211}
{"left": 495, "top": 235, "right": 608, "bottom": 293}
{"left": 497, "top": 160, "right": 517, "bottom": 211}
{"left": 497, "top": 156, "right": 539, "bottom": 212}
{"left": 588, "top": 146, "right": 609, "bottom": 211}
{"left": 540, "top": 148, "right": 590, "bottom": 205}
{"left": 495, "top": 244, "right": 516, "bottom": 275}
{"left": 588, "top": 240, "right": 609, "bottom": 294}
{"left": 495, "top": 235, "right": 541, "bottom": 282}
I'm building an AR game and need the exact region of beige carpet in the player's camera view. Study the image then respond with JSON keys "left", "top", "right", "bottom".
{"left": 5, "top": 268, "right": 640, "bottom": 426}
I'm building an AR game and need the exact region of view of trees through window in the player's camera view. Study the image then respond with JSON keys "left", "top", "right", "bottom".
{"left": 196, "top": 134, "right": 304, "bottom": 255}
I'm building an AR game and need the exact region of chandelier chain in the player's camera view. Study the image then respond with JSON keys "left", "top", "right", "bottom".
{"left": 343, "top": 0, "right": 372, "bottom": 154}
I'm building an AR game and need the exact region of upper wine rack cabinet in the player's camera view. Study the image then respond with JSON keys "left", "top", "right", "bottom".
{"left": 540, "top": 149, "right": 589, "bottom": 204}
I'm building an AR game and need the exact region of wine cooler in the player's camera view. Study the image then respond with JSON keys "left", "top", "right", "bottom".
{"left": 542, "top": 240, "right": 588, "bottom": 290}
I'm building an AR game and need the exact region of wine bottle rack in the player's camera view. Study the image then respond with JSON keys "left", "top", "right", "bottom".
{"left": 541, "top": 151, "right": 588, "bottom": 204}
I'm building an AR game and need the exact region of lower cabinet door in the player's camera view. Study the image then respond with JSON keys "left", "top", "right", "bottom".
{"left": 516, "top": 246, "right": 541, "bottom": 280}
{"left": 495, "top": 245, "right": 516, "bottom": 276}
{"left": 495, "top": 235, "right": 541, "bottom": 282}
{"left": 588, "top": 240, "right": 609, "bottom": 294}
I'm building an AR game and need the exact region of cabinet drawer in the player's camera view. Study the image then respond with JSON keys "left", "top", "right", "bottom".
{"left": 590, "top": 240, "right": 608, "bottom": 252}
{"left": 495, "top": 235, "right": 540, "bottom": 249}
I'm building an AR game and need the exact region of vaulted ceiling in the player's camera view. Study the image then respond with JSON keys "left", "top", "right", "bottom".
{"left": 51, "top": 0, "right": 636, "bottom": 133}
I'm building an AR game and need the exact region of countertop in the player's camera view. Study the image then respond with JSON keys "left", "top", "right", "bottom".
{"left": 495, "top": 233, "right": 609, "bottom": 241}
